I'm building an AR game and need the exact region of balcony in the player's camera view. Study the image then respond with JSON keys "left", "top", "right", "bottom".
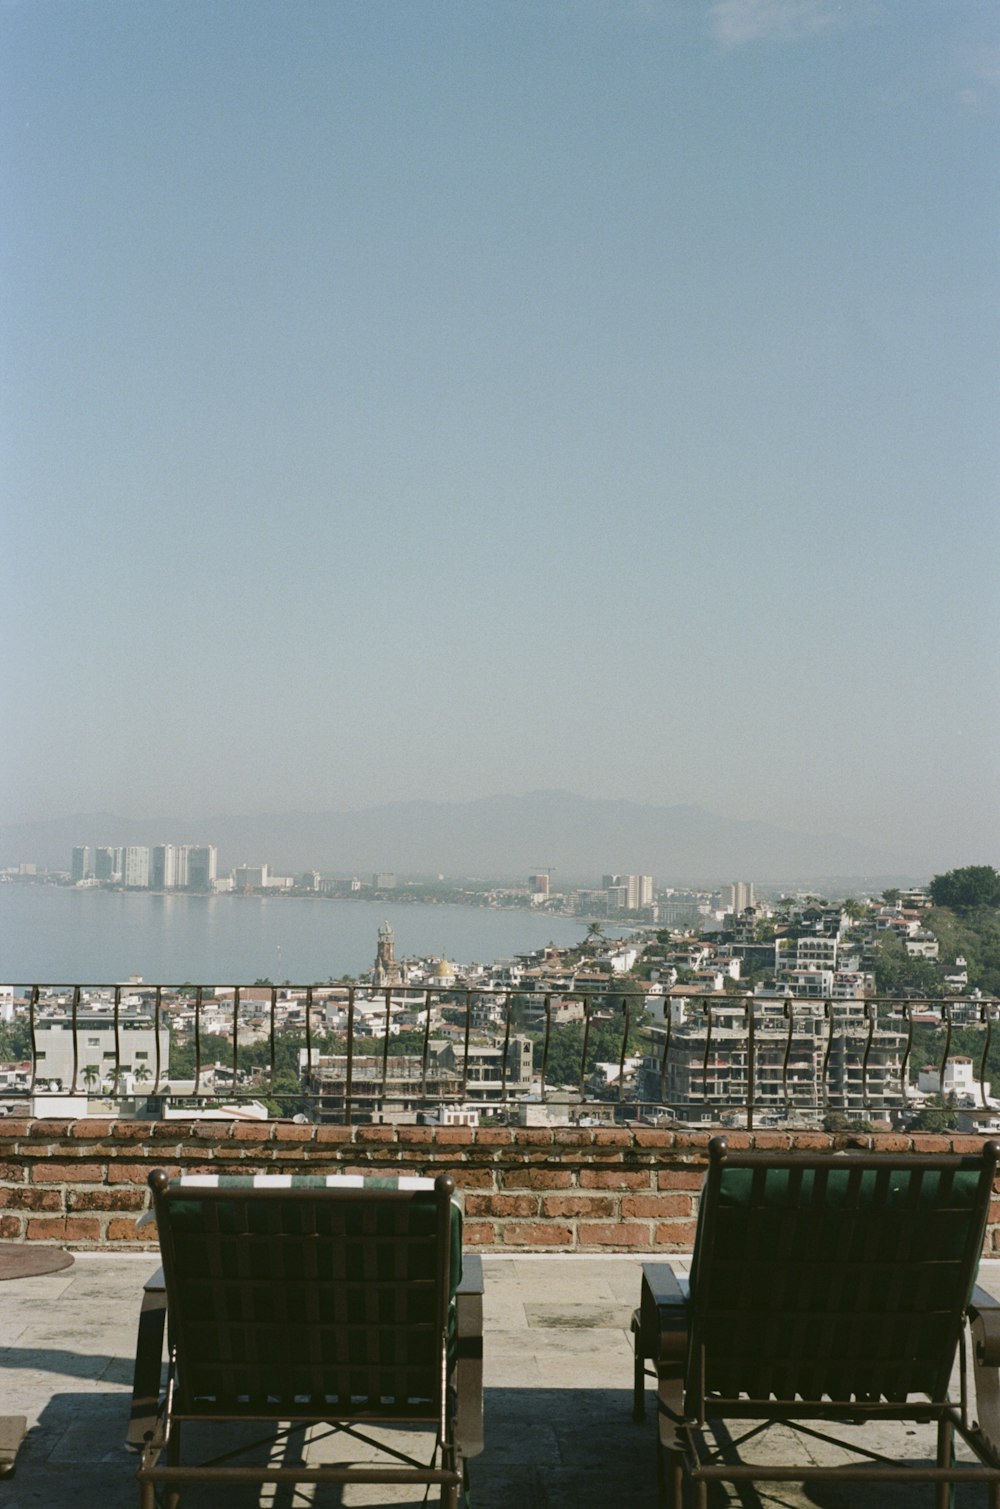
{"left": 3, "top": 988, "right": 1000, "bottom": 1500}
{"left": 5, "top": 983, "right": 998, "bottom": 1129}
{"left": 5, "top": 1250, "right": 1000, "bottom": 1506}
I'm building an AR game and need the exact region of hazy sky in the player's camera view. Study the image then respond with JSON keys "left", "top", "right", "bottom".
{"left": 3, "top": 0, "right": 998, "bottom": 865}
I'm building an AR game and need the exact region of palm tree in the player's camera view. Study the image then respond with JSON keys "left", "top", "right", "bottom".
{"left": 82, "top": 1065, "right": 99, "bottom": 1095}
{"left": 583, "top": 921, "right": 606, "bottom": 952}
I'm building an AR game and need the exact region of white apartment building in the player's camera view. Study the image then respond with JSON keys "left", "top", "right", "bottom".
{"left": 33, "top": 1009, "right": 170, "bottom": 1092}
{"left": 122, "top": 846, "right": 151, "bottom": 889}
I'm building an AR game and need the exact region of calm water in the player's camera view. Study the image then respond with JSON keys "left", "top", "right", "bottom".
{"left": 0, "top": 885, "right": 601, "bottom": 984}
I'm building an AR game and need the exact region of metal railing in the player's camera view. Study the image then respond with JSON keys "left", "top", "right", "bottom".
{"left": 3, "top": 983, "right": 998, "bottom": 1129}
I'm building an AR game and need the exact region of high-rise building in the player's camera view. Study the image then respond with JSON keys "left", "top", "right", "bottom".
{"left": 150, "top": 844, "right": 181, "bottom": 891}
{"left": 604, "top": 874, "right": 654, "bottom": 911}
{"left": 184, "top": 845, "right": 217, "bottom": 890}
{"left": 722, "top": 881, "right": 756, "bottom": 915}
{"left": 529, "top": 873, "right": 550, "bottom": 897}
{"left": 122, "top": 846, "right": 151, "bottom": 889}
{"left": 94, "top": 847, "right": 117, "bottom": 881}
{"left": 70, "top": 846, "right": 90, "bottom": 883}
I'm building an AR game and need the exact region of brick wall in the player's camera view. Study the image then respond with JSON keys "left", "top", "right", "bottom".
{"left": 0, "top": 1119, "right": 997, "bottom": 1252}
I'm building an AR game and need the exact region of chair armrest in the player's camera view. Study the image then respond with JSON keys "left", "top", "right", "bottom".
{"left": 126, "top": 1267, "right": 167, "bottom": 1450}
{"left": 639, "top": 1263, "right": 689, "bottom": 1365}
{"left": 970, "top": 1285, "right": 1000, "bottom": 1367}
{"left": 454, "top": 1254, "right": 484, "bottom": 1460}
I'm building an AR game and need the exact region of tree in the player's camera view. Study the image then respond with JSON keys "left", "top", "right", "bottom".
{"left": 873, "top": 933, "right": 942, "bottom": 997}
{"left": 909, "top": 1095, "right": 957, "bottom": 1133}
{"left": 583, "top": 922, "right": 605, "bottom": 952}
{"left": 82, "top": 1065, "right": 99, "bottom": 1093}
{"left": 930, "top": 867, "right": 1000, "bottom": 913}
{"left": 882, "top": 889, "right": 901, "bottom": 906}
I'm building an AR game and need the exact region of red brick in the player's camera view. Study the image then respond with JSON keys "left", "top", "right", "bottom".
{"left": 447, "top": 1168, "right": 495, "bottom": 1190}
{"left": 107, "top": 1218, "right": 156, "bottom": 1242}
{"left": 395, "top": 1127, "right": 435, "bottom": 1145}
{"left": 751, "top": 1132, "right": 792, "bottom": 1150}
{"left": 109, "top": 1162, "right": 177, "bottom": 1184}
{"left": 541, "top": 1195, "right": 615, "bottom": 1219}
{"left": 657, "top": 1169, "right": 704, "bottom": 1190}
{"left": 951, "top": 1135, "right": 992, "bottom": 1155}
{"left": 867, "top": 1134, "right": 913, "bottom": 1154}
{"left": 355, "top": 1126, "right": 397, "bottom": 1144}
{"left": 313, "top": 1125, "right": 355, "bottom": 1145}
{"left": 909, "top": 1134, "right": 955, "bottom": 1153}
{"left": 433, "top": 1127, "right": 476, "bottom": 1146}
{"left": 622, "top": 1194, "right": 692, "bottom": 1219}
{"left": 784, "top": 1133, "right": 833, "bottom": 1151}
{"left": 464, "top": 1194, "right": 539, "bottom": 1218}
{"left": 274, "top": 1123, "right": 314, "bottom": 1143}
{"left": 579, "top": 1169, "right": 650, "bottom": 1190}
{"left": 579, "top": 1222, "right": 651, "bottom": 1248}
{"left": 27, "top": 1120, "right": 73, "bottom": 1138}
{"left": 0, "top": 1216, "right": 23, "bottom": 1238}
{"left": 26, "top": 1216, "right": 101, "bottom": 1242}
{"left": 499, "top": 1168, "right": 573, "bottom": 1190}
{"left": 68, "top": 1189, "right": 145, "bottom": 1212}
{"left": 654, "top": 1220, "right": 699, "bottom": 1248}
{"left": 463, "top": 1221, "right": 496, "bottom": 1245}
{"left": 591, "top": 1129, "right": 633, "bottom": 1148}
{"left": 472, "top": 1128, "right": 512, "bottom": 1146}
{"left": 672, "top": 1133, "right": 713, "bottom": 1152}
{"left": 70, "top": 1119, "right": 117, "bottom": 1140}
{"left": 0, "top": 1120, "right": 32, "bottom": 1139}
{"left": 633, "top": 1129, "right": 677, "bottom": 1149}
{"left": 109, "top": 1122, "right": 155, "bottom": 1141}
{"left": 228, "top": 1123, "right": 274, "bottom": 1144}
{"left": 511, "top": 1129, "right": 554, "bottom": 1147}
{"left": 502, "top": 1222, "right": 572, "bottom": 1247}
{"left": 0, "top": 1188, "right": 62, "bottom": 1211}
{"left": 31, "top": 1162, "right": 103, "bottom": 1184}
{"left": 551, "top": 1129, "right": 594, "bottom": 1147}
{"left": 0, "top": 1162, "right": 26, "bottom": 1182}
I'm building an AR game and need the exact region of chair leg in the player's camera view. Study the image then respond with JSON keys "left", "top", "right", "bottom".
{"left": 658, "top": 1444, "right": 684, "bottom": 1509}
{"left": 935, "top": 1416, "right": 953, "bottom": 1509}
{"left": 634, "top": 1331, "right": 646, "bottom": 1422}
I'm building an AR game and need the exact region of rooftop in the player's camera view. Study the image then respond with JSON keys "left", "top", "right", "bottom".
{"left": 3, "top": 1251, "right": 1000, "bottom": 1507}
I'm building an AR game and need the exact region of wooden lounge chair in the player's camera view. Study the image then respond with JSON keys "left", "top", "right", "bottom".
{"left": 134, "top": 1168, "right": 483, "bottom": 1508}
{"left": 633, "top": 1137, "right": 1000, "bottom": 1509}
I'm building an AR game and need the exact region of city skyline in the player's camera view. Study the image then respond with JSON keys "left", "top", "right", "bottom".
{"left": 4, "top": 1, "right": 998, "bottom": 862}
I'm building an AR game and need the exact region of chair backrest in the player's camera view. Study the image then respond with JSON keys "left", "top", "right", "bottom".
{"left": 687, "top": 1137, "right": 999, "bottom": 1412}
{"left": 148, "top": 1169, "right": 462, "bottom": 1417}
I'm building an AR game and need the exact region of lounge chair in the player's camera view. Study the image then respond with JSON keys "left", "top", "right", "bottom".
{"left": 633, "top": 1136, "right": 1000, "bottom": 1508}
{"left": 133, "top": 1168, "right": 483, "bottom": 1507}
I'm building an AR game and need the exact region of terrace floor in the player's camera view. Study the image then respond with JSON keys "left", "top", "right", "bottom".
{"left": 2, "top": 1252, "right": 1000, "bottom": 1507}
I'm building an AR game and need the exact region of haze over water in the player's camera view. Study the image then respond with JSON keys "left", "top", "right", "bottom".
{"left": 0, "top": 887, "right": 599, "bottom": 985}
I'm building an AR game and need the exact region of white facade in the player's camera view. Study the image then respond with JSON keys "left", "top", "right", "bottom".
{"left": 33, "top": 1012, "right": 169, "bottom": 1092}
{"left": 122, "top": 846, "right": 151, "bottom": 889}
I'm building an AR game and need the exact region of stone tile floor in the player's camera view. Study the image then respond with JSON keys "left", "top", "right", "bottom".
{"left": 1, "top": 1252, "right": 1000, "bottom": 1507}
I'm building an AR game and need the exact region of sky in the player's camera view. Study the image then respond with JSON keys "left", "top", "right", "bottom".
{"left": 3, "top": 0, "right": 998, "bottom": 869}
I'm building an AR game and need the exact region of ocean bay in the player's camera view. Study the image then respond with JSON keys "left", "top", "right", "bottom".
{"left": 0, "top": 885, "right": 597, "bottom": 985}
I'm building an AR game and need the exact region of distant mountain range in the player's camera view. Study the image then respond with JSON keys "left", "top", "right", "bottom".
{"left": 0, "top": 790, "right": 916, "bottom": 888}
